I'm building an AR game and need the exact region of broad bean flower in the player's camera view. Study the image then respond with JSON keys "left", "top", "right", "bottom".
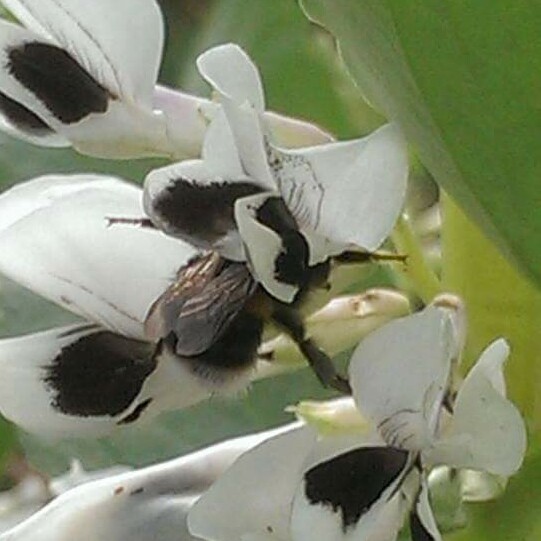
{"left": 0, "top": 174, "right": 210, "bottom": 438}
{"left": 144, "top": 44, "right": 408, "bottom": 302}
{"left": 0, "top": 0, "right": 331, "bottom": 158}
{"left": 188, "top": 298, "right": 526, "bottom": 541}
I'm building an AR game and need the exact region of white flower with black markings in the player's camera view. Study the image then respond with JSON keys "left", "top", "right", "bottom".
{"left": 188, "top": 298, "right": 526, "bottom": 541}
{"left": 0, "top": 174, "right": 220, "bottom": 438}
{"left": 144, "top": 44, "right": 409, "bottom": 304}
{"left": 0, "top": 0, "right": 174, "bottom": 157}
{"left": 0, "top": 1, "right": 332, "bottom": 159}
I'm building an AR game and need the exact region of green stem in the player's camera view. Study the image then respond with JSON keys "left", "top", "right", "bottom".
{"left": 392, "top": 213, "right": 442, "bottom": 304}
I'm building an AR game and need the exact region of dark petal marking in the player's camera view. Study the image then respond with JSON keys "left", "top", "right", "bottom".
{"left": 255, "top": 196, "right": 309, "bottom": 288}
{"left": 410, "top": 510, "right": 436, "bottom": 541}
{"left": 0, "top": 90, "right": 53, "bottom": 134}
{"left": 43, "top": 331, "right": 156, "bottom": 418}
{"left": 304, "top": 447, "right": 409, "bottom": 531}
{"left": 7, "top": 42, "right": 111, "bottom": 124}
{"left": 153, "top": 179, "right": 262, "bottom": 246}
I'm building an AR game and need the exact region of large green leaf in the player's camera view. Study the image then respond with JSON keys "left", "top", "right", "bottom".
{"left": 301, "top": 0, "right": 541, "bottom": 288}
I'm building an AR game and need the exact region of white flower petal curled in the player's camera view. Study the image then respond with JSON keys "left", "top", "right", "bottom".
{"left": 275, "top": 124, "right": 408, "bottom": 255}
{"left": 197, "top": 44, "right": 265, "bottom": 111}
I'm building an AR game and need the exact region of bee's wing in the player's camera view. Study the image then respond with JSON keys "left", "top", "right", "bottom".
{"left": 146, "top": 254, "right": 258, "bottom": 357}
{"left": 174, "top": 262, "right": 258, "bottom": 357}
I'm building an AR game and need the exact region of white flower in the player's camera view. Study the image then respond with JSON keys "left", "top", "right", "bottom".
{"left": 0, "top": 0, "right": 169, "bottom": 158}
{"left": 188, "top": 299, "right": 526, "bottom": 541}
{"left": 0, "top": 176, "right": 411, "bottom": 439}
{"left": 0, "top": 427, "right": 289, "bottom": 541}
{"left": 144, "top": 44, "right": 409, "bottom": 303}
{"left": 0, "top": 1, "right": 332, "bottom": 159}
{"left": 0, "top": 174, "right": 215, "bottom": 438}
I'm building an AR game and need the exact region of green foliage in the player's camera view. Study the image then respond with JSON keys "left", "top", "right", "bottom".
{"left": 301, "top": 0, "right": 541, "bottom": 288}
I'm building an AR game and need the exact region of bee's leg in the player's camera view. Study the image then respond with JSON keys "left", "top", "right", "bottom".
{"left": 271, "top": 305, "right": 351, "bottom": 395}
{"left": 334, "top": 250, "right": 407, "bottom": 265}
{"left": 106, "top": 217, "right": 155, "bottom": 229}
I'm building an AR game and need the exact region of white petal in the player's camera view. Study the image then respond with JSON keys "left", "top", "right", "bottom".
{"left": 49, "top": 461, "right": 132, "bottom": 497}
{"left": 197, "top": 45, "right": 275, "bottom": 189}
{"left": 264, "top": 110, "right": 333, "bottom": 148}
{"left": 0, "top": 324, "right": 142, "bottom": 438}
{"left": 410, "top": 480, "right": 442, "bottom": 541}
{"left": 1, "top": 0, "right": 164, "bottom": 105}
{"left": 0, "top": 324, "right": 215, "bottom": 439}
{"left": 202, "top": 108, "right": 245, "bottom": 179}
{"left": 0, "top": 15, "right": 168, "bottom": 158}
{"left": 235, "top": 193, "right": 301, "bottom": 303}
{"left": 349, "top": 305, "right": 458, "bottom": 451}
{"left": 144, "top": 159, "right": 260, "bottom": 260}
{"left": 63, "top": 103, "right": 169, "bottom": 159}
{"left": 427, "top": 339, "right": 527, "bottom": 476}
{"left": 197, "top": 43, "right": 265, "bottom": 111}
{"left": 188, "top": 424, "right": 316, "bottom": 541}
{"left": 273, "top": 124, "right": 408, "bottom": 253}
{"left": 152, "top": 85, "right": 209, "bottom": 159}
{"left": 292, "top": 490, "right": 404, "bottom": 541}
{"left": 0, "top": 429, "right": 272, "bottom": 541}
{"left": 0, "top": 175, "right": 197, "bottom": 338}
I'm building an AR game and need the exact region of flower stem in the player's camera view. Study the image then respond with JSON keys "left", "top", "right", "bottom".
{"left": 392, "top": 213, "right": 442, "bottom": 304}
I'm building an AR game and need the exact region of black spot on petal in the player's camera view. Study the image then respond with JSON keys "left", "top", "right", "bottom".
{"left": 153, "top": 179, "right": 262, "bottom": 248}
{"left": 410, "top": 510, "right": 437, "bottom": 541}
{"left": 304, "top": 447, "right": 409, "bottom": 531}
{"left": 0, "top": 90, "right": 53, "bottom": 134}
{"left": 7, "top": 42, "right": 111, "bottom": 124}
{"left": 255, "top": 196, "right": 309, "bottom": 288}
{"left": 43, "top": 332, "right": 156, "bottom": 418}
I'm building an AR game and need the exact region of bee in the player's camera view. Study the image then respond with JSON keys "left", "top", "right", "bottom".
{"left": 110, "top": 196, "right": 404, "bottom": 396}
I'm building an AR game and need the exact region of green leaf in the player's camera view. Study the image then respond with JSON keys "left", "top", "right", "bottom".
{"left": 301, "top": 0, "right": 541, "bottom": 288}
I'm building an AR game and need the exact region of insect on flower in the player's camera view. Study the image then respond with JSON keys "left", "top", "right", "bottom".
{"left": 111, "top": 44, "right": 409, "bottom": 394}
{"left": 0, "top": 174, "right": 409, "bottom": 439}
